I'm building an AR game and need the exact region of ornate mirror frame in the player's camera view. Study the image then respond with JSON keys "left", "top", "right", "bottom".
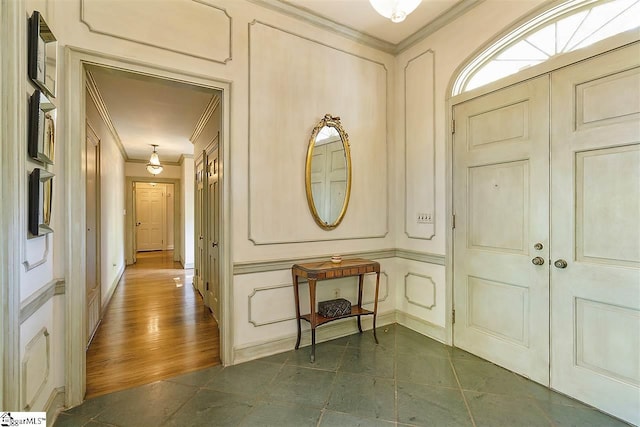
{"left": 305, "top": 114, "right": 352, "bottom": 230}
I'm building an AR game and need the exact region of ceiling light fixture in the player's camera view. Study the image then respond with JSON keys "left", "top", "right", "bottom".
{"left": 369, "top": 0, "right": 422, "bottom": 23}
{"left": 146, "top": 144, "right": 164, "bottom": 175}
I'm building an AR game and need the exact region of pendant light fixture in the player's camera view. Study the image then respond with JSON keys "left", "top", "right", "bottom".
{"left": 369, "top": 0, "right": 422, "bottom": 23}
{"left": 146, "top": 144, "right": 164, "bottom": 175}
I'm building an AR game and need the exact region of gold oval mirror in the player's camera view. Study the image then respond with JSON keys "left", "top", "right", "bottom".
{"left": 305, "top": 114, "right": 352, "bottom": 230}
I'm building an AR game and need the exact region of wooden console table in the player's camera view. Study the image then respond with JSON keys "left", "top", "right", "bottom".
{"left": 292, "top": 258, "right": 380, "bottom": 362}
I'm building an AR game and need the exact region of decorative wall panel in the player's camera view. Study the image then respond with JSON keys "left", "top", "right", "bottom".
{"left": 248, "top": 272, "right": 388, "bottom": 327}
{"left": 81, "top": 0, "right": 232, "bottom": 63}
{"left": 23, "top": 234, "right": 49, "bottom": 271}
{"left": 21, "top": 328, "right": 50, "bottom": 410}
{"left": 248, "top": 21, "right": 388, "bottom": 244}
{"left": 404, "top": 50, "right": 436, "bottom": 240}
{"left": 404, "top": 273, "right": 436, "bottom": 310}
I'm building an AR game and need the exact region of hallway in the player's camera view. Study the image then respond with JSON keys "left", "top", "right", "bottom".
{"left": 85, "top": 251, "right": 221, "bottom": 398}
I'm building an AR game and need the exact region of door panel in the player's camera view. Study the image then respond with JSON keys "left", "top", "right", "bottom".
{"left": 206, "top": 142, "right": 220, "bottom": 320}
{"left": 550, "top": 43, "right": 640, "bottom": 424}
{"left": 453, "top": 75, "right": 550, "bottom": 385}
{"left": 194, "top": 154, "right": 205, "bottom": 296}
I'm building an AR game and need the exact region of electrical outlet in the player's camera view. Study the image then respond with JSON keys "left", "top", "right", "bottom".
{"left": 417, "top": 212, "right": 433, "bottom": 224}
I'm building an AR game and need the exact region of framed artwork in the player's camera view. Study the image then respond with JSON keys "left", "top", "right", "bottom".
{"left": 28, "top": 90, "right": 56, "bottom": 165}
{"left": 28, "top": 168, "right": 54, "bottom": 237}
{"left": 28, "top": 11, "right": 57, "bottom": 98}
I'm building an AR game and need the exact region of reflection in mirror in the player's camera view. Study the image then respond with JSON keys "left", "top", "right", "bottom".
{"left": 305, "top": 114, "right": 351, "bottom": 230}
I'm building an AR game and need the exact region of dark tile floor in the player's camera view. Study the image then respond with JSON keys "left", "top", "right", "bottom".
{"left": 54, "top": 324, "right": 630, "bottom": 427}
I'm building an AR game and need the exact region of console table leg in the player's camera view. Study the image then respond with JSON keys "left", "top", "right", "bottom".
{"left": 373, "top": 271, "right": 380, "bottom": 344}
{"left": 357, "top": 274, "right": 364, "bottom": 333}
{"left": 292, "top": 272, "right": 302, "bottom": 349}
{"left": 310, "top": 328, "right": 316, "bottom": 363}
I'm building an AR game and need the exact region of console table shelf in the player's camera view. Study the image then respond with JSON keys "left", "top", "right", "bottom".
{"left": 292, "top": 258, "right": 380, "bottom": 362}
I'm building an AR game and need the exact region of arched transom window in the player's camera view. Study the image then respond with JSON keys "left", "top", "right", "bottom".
{"left": 452, "top": 0, "right": 640, "bottom": 95}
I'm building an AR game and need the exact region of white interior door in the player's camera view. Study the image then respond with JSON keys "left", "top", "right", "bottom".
{"left": 550, "top": 43, "right": 640, "bottom": 424}
{"left": 136, "top": 185, "right": 164, "bottom": 251}
{"left": 206, "top": 144, "right": 220, "bottom": 320}
{"left": 194, "top": 154, "right": 205, "bottom": 296}
{"left": 453, "top": 75, "right": 551, "bottom": 385}
{"left": 165, "top": 184, "right": 174, "bottom": 250}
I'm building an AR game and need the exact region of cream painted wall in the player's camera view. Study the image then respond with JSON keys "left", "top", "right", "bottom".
{"left": 87, "top": 90, "right": 127, "bottom": 305}
{"left": 2, "top": 0, "right": 568, "bottom": 414}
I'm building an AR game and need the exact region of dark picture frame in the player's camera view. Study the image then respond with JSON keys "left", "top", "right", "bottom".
{"left": 28, "top": 90, "right": 56, "bottom": 165}
{"left": 28, "top": 11, "right": 57, "bottom": 98}
{"left": 29, "top": 168, "right": 54, "bottom": 237}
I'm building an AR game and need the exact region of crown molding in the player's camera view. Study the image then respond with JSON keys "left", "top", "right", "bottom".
{"left": 85, "top": 69, "right": 129, "bottom": 160}
{"left": 178, "top": 153, "right": 194, "bottom": 165}
{"left": 249, "top": 0, "right": 484, "bottom": 55}
{"left": 396, "top": 0, "right": 484, "bottom": 53}
{"left": 190, "top": 94, "right": 220, "bottom": 143}
{"left": 247, "top": 0, "right": 396, "bottom": 53}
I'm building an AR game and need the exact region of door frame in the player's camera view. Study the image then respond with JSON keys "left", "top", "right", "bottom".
{"left": 445, "top": 31, "right": 640, "bottom": 348}
{"left": 85, "top": 120, "right": 102, "bottom": 346}
{"left": 126, "top": 178, "right": 180, "bottom": 264}
{"left": 65, "top": 47, "right": 233, "bottom": 407}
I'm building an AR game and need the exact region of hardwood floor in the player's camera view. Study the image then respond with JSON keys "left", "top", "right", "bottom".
{"left": 85, "top": 250, "right": 220, "bottom": 399}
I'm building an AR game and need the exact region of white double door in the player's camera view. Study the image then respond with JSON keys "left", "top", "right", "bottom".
{"left": 453, "top": 43, "right": 639, "bottom": 424}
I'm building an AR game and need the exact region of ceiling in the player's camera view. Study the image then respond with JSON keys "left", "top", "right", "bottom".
{"left": 279, "top": 0, "right": 467, "bottom": 45}
{"left": 87, "top": 65, "right": 218, "bottom": 163}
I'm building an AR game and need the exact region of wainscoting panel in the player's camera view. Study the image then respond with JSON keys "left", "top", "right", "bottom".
{"left": 80, "top": 0, "right": 232, "bottom": 63}
{"left": 404, "top": 273, "right": 436, "bottom": 310}
{"left": 396, "top": 259, "right": 445, "bottom": 329}
{"left": 248, "top": 21, "right": 388, "bottom": 244}
{"left": 21, "top": 328, "right": 50, "bottom": 410}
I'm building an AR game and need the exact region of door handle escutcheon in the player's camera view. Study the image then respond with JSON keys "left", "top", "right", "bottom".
{"left": 531, "top": 256, "right": 545, "bottom": 265}
{"left": 554, "top": 259, "right": 568, "bottom": 269}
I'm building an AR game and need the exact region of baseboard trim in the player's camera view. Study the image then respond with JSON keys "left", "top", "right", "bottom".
{"left": 396, "top": 310, "right": 447, "bottom": 344}
{"left": 45, "top": 386, "right": 65, "bottom": 425}
{"left": 232, "top": 310, "right": 397, "bottom": 365}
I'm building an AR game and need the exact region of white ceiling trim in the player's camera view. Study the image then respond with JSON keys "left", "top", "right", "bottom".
{"left": 249, "top": 0, "right": 484, "bottom": 54}
{"left": 248, "top": 0, "right": 395, "bottom": 52}
{"left": 85, "top": 69, "right": 129, "bottom": 160}
{"left": 189, "top": 94, "right": 221, "bottom": 143}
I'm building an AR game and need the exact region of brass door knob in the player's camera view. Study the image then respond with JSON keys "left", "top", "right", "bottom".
{"left": 554, "top": 259, "right": 568, "bottom": 269}
{"left": 532, "top": 257, "right": 545, "bottom": 265}
{"left": 534, "top": 243, "right": 543, "bottom": 250}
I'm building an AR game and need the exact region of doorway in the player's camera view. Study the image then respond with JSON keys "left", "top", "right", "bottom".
{"left": 66, "top": 49, "right": 232, "bottom": 407}
{"left": 452, "top": 43, "right": 640, "bottom": 423}
{"left": 134, "top": 182, "right": 174, "bottom": 253}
